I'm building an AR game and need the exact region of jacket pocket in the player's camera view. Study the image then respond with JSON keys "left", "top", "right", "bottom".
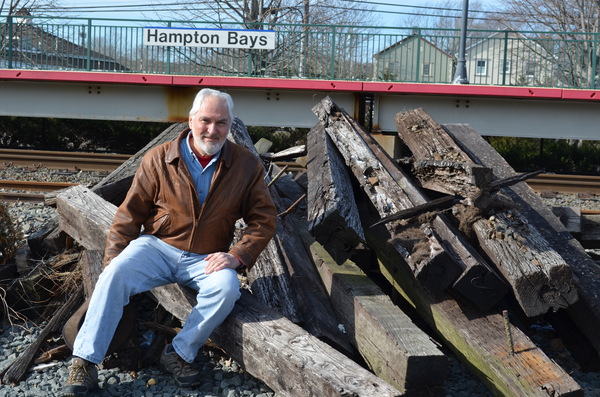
{"left": 145, "top": 207, "right": 171, "bottom": 235}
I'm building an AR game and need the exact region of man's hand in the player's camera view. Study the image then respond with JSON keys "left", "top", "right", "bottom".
{"left": 205, "top": 252, "right": 242, "bottom": 274}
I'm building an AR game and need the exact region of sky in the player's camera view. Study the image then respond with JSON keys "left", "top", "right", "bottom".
{"left": 46, "top": 0, "right": 477, "bottom": 28}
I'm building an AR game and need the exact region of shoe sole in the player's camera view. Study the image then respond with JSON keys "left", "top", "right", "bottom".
{"left": 159, "top": 362, "right": 203, "bottom": 388}
{"left": 60, "top": 384, "right": 97, "bottom": 397}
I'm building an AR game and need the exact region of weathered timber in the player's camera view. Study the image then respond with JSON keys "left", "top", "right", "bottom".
{"left": 80, "top": 250, "right": 104, "bottom": 298}
{"left": 394, "top": 110, "right": 491, "bottom": 198}
{"left": 313, "top": 97, "right": 507, "bottom": 309}
{"left": 371, "top": 170, "right": 543, "bottom": 228}
{"left": 311, "top": 98, "right": 454, "bottom": 296}
{"left": 345, "top": 104, "right": 508, "bottom": 308}
{"left": 360, "top": 199, "right": 583, "bottom": 396}
{"left": 237, "top": 228, "right": 302, "bottom": 323}
{"left": 579, "top": 213, "right": 600, "bottom": 249}
{"left": 472, "top": 210, "right": 577, "bottom": 316}
{"left": 229, "top": 119, "right": 309, "bottom": 324}
{"left": 410, "top": 158, "right": 492, "bottom": 197}
{"left": 551, "top": 207, "right": 581, "bottom": 236}
{"left": 56, "top": 185, "right": 117, "bottom": 251}
{"left": 253, "top": 137, "right": 273, "bottom": 154}
{"left": 389, "top": 221, "right": 461, "bottom": 297}
{"left": 260, "top": 144, "right": 306, "bottom": 161}
{"left": 91, "top": 122, "right": 187, "bottom": 203}
{"left": 153, "top": 284, "right": 401, "bottom": 397}
{"left": 444, "top": 122, "right": 600, "bottom": 359}
{"left": 297, "top": 218, "right": 448, "bottom": 396}
{"left": 270, "top": 208, "right": 355, "bottom": 355}
{"left": 55, "top": 185, "right": 400, "bottom": 397}
{"left": 395, "top": 109, "right": 577, "bottom": 317}
{"left": 0, "top": 287, "right": 84, "bottom": 385}
{"left": 231, "top": 118, "right": 353, "bottom": 355}
{"left": 306, "top": 122, "right": 365, "bottom": 264}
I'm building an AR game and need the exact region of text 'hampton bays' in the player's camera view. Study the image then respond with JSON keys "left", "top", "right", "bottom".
{"left": 144, "top": 28, "right": 276, "bottom": 50}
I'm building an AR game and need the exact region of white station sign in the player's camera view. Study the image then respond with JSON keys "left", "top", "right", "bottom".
{"left": 144, "top": 27, "right": 276, "bottom": 50}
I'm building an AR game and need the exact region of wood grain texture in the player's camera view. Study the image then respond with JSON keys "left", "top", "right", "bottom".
{"left": 304, "top": 225, "right": 447, "bottom": 396}
{"left": 445, "top": 122, "right": 600, "bottom": 358}
{"left": 307, "top": 122, "right": 365, "bottom": 265}
{"left": 313, "top": 97, "right": 507, "bottom": 309}
{"left": 363, "top": 211, "right": 582, "bottom": 397}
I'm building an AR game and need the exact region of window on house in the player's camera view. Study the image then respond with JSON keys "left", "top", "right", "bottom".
{"left": 502, "top": 60, "right": 512, "bottom": 74}
{"left": 422, "top": 63, "right": 433, "bottom": 77}
{"left": 475, "top": 60, "right": 488, "bottom": 76}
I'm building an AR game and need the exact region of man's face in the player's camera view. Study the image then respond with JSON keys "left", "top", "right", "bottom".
{"left": 188, "top": 95, "right": 231, "bottom": 156}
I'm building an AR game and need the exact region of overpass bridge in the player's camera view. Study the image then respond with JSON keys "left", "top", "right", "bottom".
{"left": 1, "top": 16, "right": 600, "bottom": 140}
{"left": 2, "top": 69, "right": 600, "bottom": 140}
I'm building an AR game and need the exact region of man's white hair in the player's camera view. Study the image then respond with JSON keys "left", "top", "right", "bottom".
{"left": 189, "top": 88, "right": 234, "bottom": 123}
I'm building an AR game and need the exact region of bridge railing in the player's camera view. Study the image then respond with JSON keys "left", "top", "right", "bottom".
{"left": 1, "top": 15, "right": 598, "bottom": 89}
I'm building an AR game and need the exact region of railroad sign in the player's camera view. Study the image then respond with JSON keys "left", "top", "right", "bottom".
{"left": 143, "top": 27, "right": 276, "bottom": 50}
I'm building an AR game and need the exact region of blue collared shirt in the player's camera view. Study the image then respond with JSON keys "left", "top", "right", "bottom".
{"left": 180, "top": 132, "right": 221, "bottom": 206}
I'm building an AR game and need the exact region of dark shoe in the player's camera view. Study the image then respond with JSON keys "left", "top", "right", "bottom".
{"left": 61, "top": 357, "right": 98, "bottom": 397}
{"left": 159, "top": 344, "right": 203, "bottom": 387}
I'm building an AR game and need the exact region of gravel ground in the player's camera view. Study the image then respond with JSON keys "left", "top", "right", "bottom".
{"left": 1, "top": 165, "right": 600, "bottom": 396}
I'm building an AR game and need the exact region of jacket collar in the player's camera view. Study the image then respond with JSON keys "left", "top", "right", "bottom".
{"left": 166, "top": 128, "right": 233, "bottom": 168}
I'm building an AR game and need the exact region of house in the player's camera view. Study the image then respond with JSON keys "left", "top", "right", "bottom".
{"left": 1, "top": 8, "right": 129, "bottom": 71}
{"left": 372, "top": 34, "right": 453, "bottom": 83}
{"left": 465, "top": 30, "right": 554, "bottom": 86}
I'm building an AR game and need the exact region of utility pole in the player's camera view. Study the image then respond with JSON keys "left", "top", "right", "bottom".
{"left": 452, "top": 0, "right": 469, "bottom": 84}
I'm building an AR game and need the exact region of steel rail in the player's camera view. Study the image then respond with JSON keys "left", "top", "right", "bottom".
{"left": 526, "top": 174, "right": 600, "bottom": 195}
{"left": 0, "top": 192, "right": 47, "bottom": 203}
{"left": 1, "top": 150, "right": 600, "bottom": 196}
{"left": 0, "top": 149, "right": 130, "bottom": 172}
{"left": 0, "top": 180, "right": 77, "bottom": 192}
{"left": 0, "top": 181, "right": 78, "bottom": 203}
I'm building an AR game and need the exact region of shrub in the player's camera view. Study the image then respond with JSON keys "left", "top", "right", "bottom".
{"left": 485, "top": 137, "right": 600, "bottom": 174}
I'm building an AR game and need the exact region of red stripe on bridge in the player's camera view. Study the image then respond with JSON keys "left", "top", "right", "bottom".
{"left": 2, "top": 69, "right": 599, "bottom": 101}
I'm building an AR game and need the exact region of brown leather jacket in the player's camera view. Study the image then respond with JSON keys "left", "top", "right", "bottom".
{"left": 103, "top": 129, "right": 277, "bottom": 269}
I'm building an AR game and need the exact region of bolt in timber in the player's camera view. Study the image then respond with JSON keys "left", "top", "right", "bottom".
{"left": 503, "top": 310, "right": 515, "bottom": 355}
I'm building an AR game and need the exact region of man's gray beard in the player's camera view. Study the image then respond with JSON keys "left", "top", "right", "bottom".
{"left": 197, "top": 139, "right": 225, "bottom": 156}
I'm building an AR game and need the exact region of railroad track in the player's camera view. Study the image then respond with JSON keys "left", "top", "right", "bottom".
{"left": 526, "top": 174, "right": 600, "bottom": 195}
{"left": 0, "top": 181, "right": 77, "bottom": 203}
{"left": 1, "top": 149, "right": 600, "bottom": 202}
{"left": 0, "top": 148, "right": 130, "bottom": 172}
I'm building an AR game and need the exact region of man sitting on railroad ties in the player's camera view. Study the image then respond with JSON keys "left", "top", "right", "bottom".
{"left": 60, "top": 88, "right": 277, "bottom": 397}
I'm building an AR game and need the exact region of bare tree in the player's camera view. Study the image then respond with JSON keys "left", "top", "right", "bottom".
{"left": 391, "top": 1, "right": 497, "bottom": 57}
{"left": 1, "top": 0, "right": 61, "bottom": 17}
{"left": 492, "top": 0, "right": 600, "bottom": 87}
{"left": 138, "top": 0, "right": 378, "bottom": 79}
{"left": 146, "top": 0, "right": 375, "bottom": 28}
{"left": 397, "top": 0, "right": 490, "bottom": 31}
{"left": 492, "top": 0, "right": 600, "bottom": 32}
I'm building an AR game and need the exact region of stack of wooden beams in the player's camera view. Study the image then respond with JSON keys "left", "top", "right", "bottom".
{"left": 7, "top": 97, "right": 600, "bottom": 396}
{"left": 308, "top": 98, "right": 589, "bottom": 396}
